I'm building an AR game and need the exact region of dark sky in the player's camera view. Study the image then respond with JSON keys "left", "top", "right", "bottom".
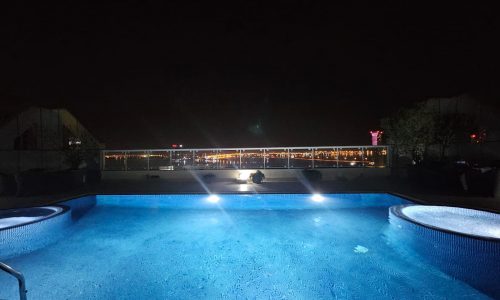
{"left": 1, "top": 3, "right": 499, "bottom": 148}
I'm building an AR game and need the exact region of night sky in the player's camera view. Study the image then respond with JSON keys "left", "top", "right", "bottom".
{"left": 1, "top": 3, "right": 499, "bottom": 149}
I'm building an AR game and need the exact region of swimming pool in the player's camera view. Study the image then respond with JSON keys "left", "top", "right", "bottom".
{"left": 0, "top": 194, "right": 497, "bottom": 299}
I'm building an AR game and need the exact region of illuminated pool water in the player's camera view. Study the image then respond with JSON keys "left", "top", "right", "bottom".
{"left": 0, "top": 194, "right": 496, "bottom": 299}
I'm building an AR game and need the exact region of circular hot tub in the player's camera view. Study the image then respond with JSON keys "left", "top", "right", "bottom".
{"left": 388, "top": 205, "right": 500, "bottom": 298}
{"left": 391, "top": 205, "right": 500, "bottom": 240}
{"left": 0, "top": 206, "right": 71, "bottom": 259}
{"left": 0, "top": 206, "right": 66, "bottom": 230}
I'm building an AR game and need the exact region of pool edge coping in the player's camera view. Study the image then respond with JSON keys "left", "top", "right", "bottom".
{"left": 2, "top": 191, "right": 499, "bottom": 215}
{"left": 389, "top": 204, "right": 500, "bottom": 243}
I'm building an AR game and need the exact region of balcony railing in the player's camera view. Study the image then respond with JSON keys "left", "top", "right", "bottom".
{"left": 101, "top": 145, "right": 389, "bottom": 171}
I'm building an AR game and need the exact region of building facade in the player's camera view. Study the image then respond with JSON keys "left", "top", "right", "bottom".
{"left": 0, "top": 107, "right": 102, "bottom": 174}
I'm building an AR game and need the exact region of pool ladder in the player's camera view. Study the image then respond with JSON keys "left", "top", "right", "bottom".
{"left": 0, "top": 261, "right": 27, "bottom": 300}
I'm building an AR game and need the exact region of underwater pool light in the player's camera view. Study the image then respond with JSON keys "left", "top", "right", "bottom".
{"left": 207, "top": 195, "right": 220, "bottom": 203}
{"left": 311, "top": 194, "right": 325, "bottom": 202}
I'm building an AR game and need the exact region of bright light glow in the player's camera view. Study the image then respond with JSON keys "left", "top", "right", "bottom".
{"left": 237, "top": 170, "right": 253, "bottom": 181}
{"left": 207, "top": 195, "right": 220, "bottom": 203}
{"left": 238, "top": 184, "right": 250, "bottom": 192}
{"left": 311, "top": 194, "right": 325, "bottom": 202}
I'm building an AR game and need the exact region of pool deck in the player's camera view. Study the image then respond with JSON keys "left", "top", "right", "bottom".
{"left": 1, "top": 177, "right": 499, "bottom": 212}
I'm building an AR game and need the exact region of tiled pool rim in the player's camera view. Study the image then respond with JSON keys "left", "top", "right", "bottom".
{"left": 388, "top": 204, "right": 500, "bottom": 297}
{"left": 389, "top": 204, "right": 500, "bottom": 241}
{"left": 0, "top": 206, "right": 71, "bottom": 260}
{"left": 0, "top": 205, "right": 68, "bottom": 231}
{"left": 0, "top": 196, "right": 96, "bottom": 260}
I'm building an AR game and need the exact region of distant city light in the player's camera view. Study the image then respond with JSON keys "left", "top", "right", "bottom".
{"left": 311, "top": 194, "right": 325, "bottom": 202}
{"left": 207, "top": 195, "right": 220, "bottom": 203}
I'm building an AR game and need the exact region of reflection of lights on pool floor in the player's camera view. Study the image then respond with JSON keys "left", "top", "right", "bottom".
{"left": 238, "top": 184, "right": 250, "bottom": 192}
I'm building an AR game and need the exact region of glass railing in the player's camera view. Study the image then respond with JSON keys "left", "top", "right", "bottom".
{"left": 101, "top": 146, "right": 389, "bottom": 171}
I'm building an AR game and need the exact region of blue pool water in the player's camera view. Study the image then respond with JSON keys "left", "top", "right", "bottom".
{"left": 0, "top": 194, "right": 494, "bottom": 299}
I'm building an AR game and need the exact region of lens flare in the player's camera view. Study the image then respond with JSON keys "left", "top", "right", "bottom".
{"left": 237, "top": 170, "right": 253, "bottom": 181}
{"left": 311, "top": 194, "right": 325, "bottom": 202}
{"left": 207, "top": 195, "right": 220, "bottom": 203}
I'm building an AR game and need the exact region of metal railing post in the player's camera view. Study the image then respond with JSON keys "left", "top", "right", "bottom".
{"left": 0, "top": 262, "right": 27, "bottom": 300}
{"left": 216, "top": 149, "right": 220, "bottom": 169}
{"left": 287, "top": 149, "right": 290, "bottom": 169}
{"left": 312, "top": 149, "right": 315, "bottom": 169}
{"left": 361, "top": 147, "right": 365, "bottom": 167}
{"left": 263, "top": 149, "right": 266, "bottom": 169}
{"left": 336, "top": 147, "right": 339, "bottom": 168}
{"left": 124, "top": 151, "right": 128, "bottom": 171}
{"left": 192, "top": 150, "right": 196, "bottom": 169}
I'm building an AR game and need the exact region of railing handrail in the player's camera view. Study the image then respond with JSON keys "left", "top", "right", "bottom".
{"left": 0, "top": 261, "right": 27, "bottom": 300}
{"left": 101, "top": 145, "right": 389, "bottom": 152}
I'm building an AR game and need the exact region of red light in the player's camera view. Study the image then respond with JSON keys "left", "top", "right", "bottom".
{"left": 470, "top": 134, "right": 477, "bottom": 139}
{"left": 172, "top": 144, "right": 178, "bottom": 148}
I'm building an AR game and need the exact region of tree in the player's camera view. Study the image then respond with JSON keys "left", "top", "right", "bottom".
{"left": 381, "top": 102, "right": 435, "bottom": 162}
{"left": 433, "top": 113, "right": 474, "bottom": 160}
{"left": 382, "top": 100, "right": 477, "bottom": 163}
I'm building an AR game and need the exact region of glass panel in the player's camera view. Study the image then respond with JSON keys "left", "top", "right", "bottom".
{"left": 265, "top": 149, "right": 288, "bottom": 168}
{"left": 313, "top": 148, "right": 338, "bottom": 168}
{"left": 149, "top": 151, "right": 172, "bottom": 170}
{"left": 103, "top": 151, "right": 126, "bottom": 170}
{"left": 241, "top": 149, "right": 264, "bottom": 169}
{"left": 289, "top": 149, "right": 313, "bottom": 168}
{"left": 193, "top": 150, "right": 219, "bottom": 169}
{"left": 126, "top": 151, "right": 148, "bottom": 170}
{"left": 218, "top": 150, "right": 240, "bottom": 169}
{"left": 363, "top": 147, "right": 388, "bottom": 167}
{"left": 171, "top": 150, "right": 193, "bottom": 169}
{"left": 338, "top": 147, "right": 363, "bottom": 167}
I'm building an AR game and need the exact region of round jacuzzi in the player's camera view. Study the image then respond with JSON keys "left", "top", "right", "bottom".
{"left": 0, "top": 206, "right": 66, "bottom": 230}
{"left": 0, "top": 206, "right": 71, "bottom": 259}
{"left": 390, "top": 205, "right": 500, "bottom": 240}
{"left": 388, "top": 205, "right": 500, "bottom": 298}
